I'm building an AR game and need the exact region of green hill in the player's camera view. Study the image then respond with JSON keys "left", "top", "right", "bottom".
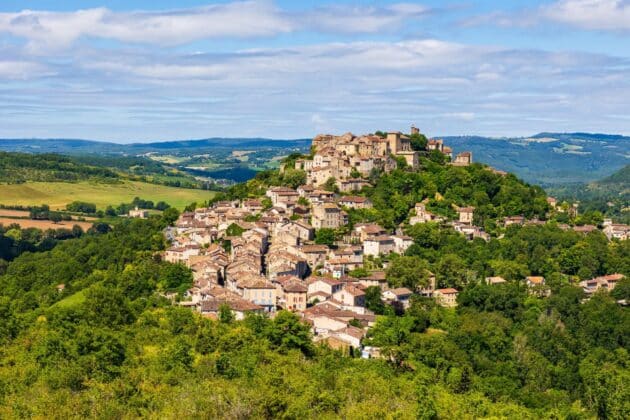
{"left": 0, "top": 181, "right": 214, "bottom": 211}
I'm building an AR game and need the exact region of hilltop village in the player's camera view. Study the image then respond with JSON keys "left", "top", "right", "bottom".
{"left": 164, "top": 127, "right": 628, "bottom": 353}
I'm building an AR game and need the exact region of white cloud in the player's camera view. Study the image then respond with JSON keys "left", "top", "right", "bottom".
{"left": 298, "top": 3, "right": 428, "bottom": 34}
{"left": 0, "top": 1, "right": 430, "bottom": 51}
{"left": 0, "top": 3, "right": 629, "bottom": 139}
{"left": 0, "top": 59, "right": 52, "bottom": 79}
{"left": 0, "top": 1, "right": 291, "bottom": 50}
{"left": 543, "top": 0, "right": 630, "bottom": 31}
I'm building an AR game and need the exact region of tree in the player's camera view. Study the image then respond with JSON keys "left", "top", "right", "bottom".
{"left": 315, "top": 228, "right": 336, "bottom": 246}
{"left": 323, "top": 177, "right": 338, "bottom": 193}
{"left": 435, "top": 254, "right": 475, "bottom": 289}
{"left": 218, "top": 304, "right": 234, "bottom": 324}
{"left": 409, "top": 133, "right": 428, "bottom": 151}
{"left": 162, "top": 207, "right": 180, "bottom": 225}
{"left": 89, "top": 222, "right": 111, "bottom": 234}
{"left": 161, "top": 337, "right": 193, "bottom": 371}
{"left": 281, "top": 168, "right": 307, "bottom": 189}
{"left": 611, "top": 278, "right": 630, "bottom": 300}
{"left": 265, "top": 310, "right": 314, "bottom": 356}
{"left": 348, "top": 267, "right": 369, "bottom": 278}
{"left": 49, "top": 212, "right": 63, "bottom": 224}
{"left": 364, "top": 286, "right": 387, "bottom": 314}
{"left": 386, "top": 256, "right": 430, "bottom": 290}
{"left": 159, "top": 263, "right": 193, "bottom": 293}
{"left": 66, "top": 201, "right": 97, "bottom": 214}
{"left": 226, "top": 223, "right": 245, "bottom": 237}
{"left": 82, "top": 284, "right": 135, "bottom": 327}
{"left": 155, "top": 201, "right": 171, "bottom": 211}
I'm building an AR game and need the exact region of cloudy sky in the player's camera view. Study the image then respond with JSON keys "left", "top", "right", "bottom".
{"left": 0, "top": 0, "right": 629, "bottom": 142}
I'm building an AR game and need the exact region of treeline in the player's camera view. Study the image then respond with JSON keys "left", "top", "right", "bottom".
{"left": 74, "top": 154, "right": 218, "bottom": 190}
{"left": 103, "top": 196, "right": 171, "bottom": 217}
{"left": 0, "top": 223, "right": 86, "bottom": 265}
{"left": 0, "top": 151, "right": 213, "bottom": 190}
{"left": 0, "top": 152, "right": 119, "bottom": 183}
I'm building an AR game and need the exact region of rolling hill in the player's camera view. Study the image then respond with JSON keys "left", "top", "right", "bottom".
{"left": 0, "top": 132, "right": 628, "bottom": 186}
{"left": 443, "top": 132, "right": 630, "bottom": 185}
{"left": 0, "top": 181, "right": 214, "bottom": 210}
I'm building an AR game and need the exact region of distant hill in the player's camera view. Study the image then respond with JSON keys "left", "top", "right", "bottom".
{"left": 599, "top": 164, "right": 630, "bottom": 186}
{"left": 0, "top": 137, "right": 310, "bottom": 155}
{"left": 442, "top": 132, "right": 630, "bottom": 185}
{"left": 0, "top": 132, "right": 628, "bottom": 185}
{"left": 546, "top": 164, "right": 629, "bottom": 223}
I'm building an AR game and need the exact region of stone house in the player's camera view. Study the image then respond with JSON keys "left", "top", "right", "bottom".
{"left": 363, "top": 235, "right": 396, "bottom": 257}
{"left": 299, "top": 244, "right": 329, "bottom": 268}
{"left": 457, "top": 206, "right": 475, "bottom": 224}
{"left": 235, "top": 275, "right": 277, "bottom": 312}
{"left": 275, "top": 275, "right": 308, "bottom": 311}
{"left": 338, "top": 196, "right": 373, "bottom": 209}
{"left": 307, "top": 277, "right": 343, "bottom": 297}
{"left": 433, "top": 288, "right": 459, "bottom": 307}
{"left": 332, "top": 284, "right": 366, "bottom": 308}
{"left": 392, "top": 235, "right": 413, "bottom": 254}
{"left": 312, "top": 203, "right": 348, "bottom": 229}
{"left": 452, "top": 151, "right": 472, "bottom": 166}
{"left": 579, "top": 274, "right": 624, "bottom": 295}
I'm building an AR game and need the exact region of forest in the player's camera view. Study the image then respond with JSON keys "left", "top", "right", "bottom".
{"left": 0, "top": 152, "right": 208, "bottom": 190}
{"left": 0, "top": 152, "right": 628, "bottom": 418}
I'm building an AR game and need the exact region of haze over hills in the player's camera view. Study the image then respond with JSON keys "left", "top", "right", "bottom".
{"left": 0, "top": 132, "right": 628, "bottom": 186}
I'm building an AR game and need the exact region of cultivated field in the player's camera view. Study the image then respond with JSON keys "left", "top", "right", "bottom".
{"left": 0, "top": 181, "right": 214, "bottom": 210}
{"left": 0, "top": 217, "right": 94, "bottom": 230}
{"left": 0, "top": 209, "right": 30, "bottom": 218}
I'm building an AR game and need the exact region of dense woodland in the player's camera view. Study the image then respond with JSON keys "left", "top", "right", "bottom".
{"left": 0, "top": 152, "right": 208, "bottom": 189}
{"left": 0, "top": 152, "right": 120, "bottom": 183}
{"left": 0, "top": 152, "right": 628, "bottom": 418}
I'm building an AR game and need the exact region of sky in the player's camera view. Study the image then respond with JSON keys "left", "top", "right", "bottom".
{"left": 0, "top": 0, "right": 629, "bottom": 142}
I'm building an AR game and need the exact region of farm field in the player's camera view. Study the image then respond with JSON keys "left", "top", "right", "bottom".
{"left": 0, "top": 209, "right": 98, "bottom": 221}
{"left": 0, "top": 217, "right": 94, "bottom": 230}
{"left": 0, "top": 181, "right": 214, "bottom": 210}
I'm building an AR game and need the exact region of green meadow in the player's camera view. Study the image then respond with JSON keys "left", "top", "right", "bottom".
{"left": 0, "top": 181, "right": 214, "bottom": 210}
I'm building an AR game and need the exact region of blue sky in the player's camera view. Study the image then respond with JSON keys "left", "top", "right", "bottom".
{"left": 0, "top": 1, "right": 629, "bottom": 142}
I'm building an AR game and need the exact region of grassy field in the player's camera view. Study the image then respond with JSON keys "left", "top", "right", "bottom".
{"left": 0, "top": 181, "right": 214, "bottom": 210}
{"left": 53, "top": 290, "right": 86, "bottom": 308}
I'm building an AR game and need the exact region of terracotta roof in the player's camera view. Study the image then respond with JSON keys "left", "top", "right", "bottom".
{"left": 283, "top": 281, "right": 308, "bottom": 293}
{"left": 200, "top": 297, "right": 262, "bottom": 312}
{"left": 339, "top": 284, "right": 365, "bottom": 297}
{"left": 335, "top": 326, "right": 365, "bottom": 340}
{"left": 300, "top": 244, "right": 329, "bottom": 253}
{"left": 435, "top": 288, "right": 458, "bottom": 294}
{"left": 592, "top": 273, "right": 624, "bottom": 282}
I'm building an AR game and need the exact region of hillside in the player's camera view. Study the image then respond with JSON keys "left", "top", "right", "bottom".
{"left": 0, "top": 152, "right": 119, "bottom": 183}
{"left": 0, "top": 137, "right": 628, "bottom": 418}
{"left": 1, "top": 132, "right": 628, "bottom": 185}
{"left": 443, "top": 132, "right": 630, "bottom": 185}
{"left": 0, "top": 181, "right": 214, "bottom": 211}
{"left": 0, "top": 138, "right": 310, "bottom": 183}
{"left": 547, "top": 164, "right": 630, "bottom": 223}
